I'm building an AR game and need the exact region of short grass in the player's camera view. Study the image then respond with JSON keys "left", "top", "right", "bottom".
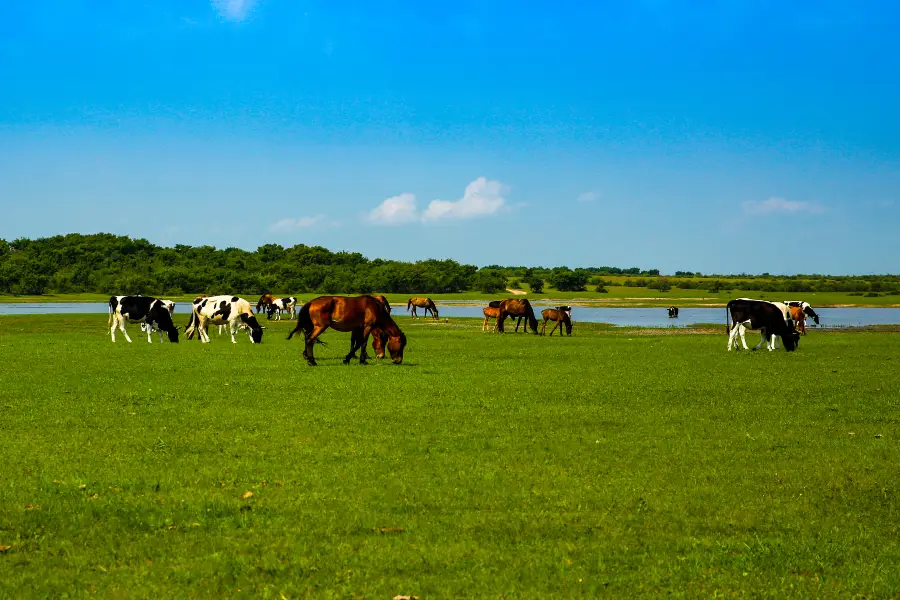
{"left": 1, "top": 315, "right": 898, "bottom": 598}
{"left": 2, "top": 288, "right": 899, "bottom": 307}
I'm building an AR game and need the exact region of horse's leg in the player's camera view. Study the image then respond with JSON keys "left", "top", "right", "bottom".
{"left": 359, "top": 326, "right": 373, "bottom": 364}
{"left": 305, "top": 326, "right": 328, "bottom": 366}
{"left": 344, "top": 330, "right": 361, "bottom": 364}
{"left": 540, "top": 318, "right": 547, "bottom": 335}
{"left": 550, "top": 319, "right": 561, "bottom": 336}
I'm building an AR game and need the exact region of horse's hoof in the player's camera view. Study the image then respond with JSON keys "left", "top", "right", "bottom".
{"left": 342, "top": 359, "right": 351, "bottom": 365}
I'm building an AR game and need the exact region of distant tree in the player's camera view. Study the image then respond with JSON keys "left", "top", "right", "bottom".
{"left": 526, "top": 276, "right": 545, "bottom": 294}
{"left": 474, "top": 270, "right": 507, "bottom": 294}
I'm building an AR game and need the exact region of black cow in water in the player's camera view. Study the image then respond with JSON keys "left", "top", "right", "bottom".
{"left": 108, "top": 296, "right": 179, "bottom": 343}
{"left": 667, "top": 306, "right": 679, "bottom": 318}
{"left": 726, "top": 298, "right": 798, "bottom": 352}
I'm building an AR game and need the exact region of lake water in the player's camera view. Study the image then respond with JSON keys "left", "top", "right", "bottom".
{"left": 1, "top": 302, "right": 898, "bottom": 328}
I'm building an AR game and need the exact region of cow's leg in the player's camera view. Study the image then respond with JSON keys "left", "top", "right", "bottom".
{"left": 727, "top": 324, "right": 737, "bottom": 350}
{"left": 118, "top": 315, "right": 133, "bottom": 343}
{"left": 738, "top": 323, "right": 750, "bottom": 350}
{"left": 198, "top": 317, "right": 212, "bottom": 343}
{"left": 110, "top": 314, "right": 118, "bottom": 342}
{"left": 146, "top": 323, "right": 154, "bottom": 343}
{"left": 228, "top": 320, "right": 239, "bottom": 344}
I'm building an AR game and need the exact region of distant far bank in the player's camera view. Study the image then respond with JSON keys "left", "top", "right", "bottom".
{"left": 2, "top": 290, "right": 898, "bottom": 308}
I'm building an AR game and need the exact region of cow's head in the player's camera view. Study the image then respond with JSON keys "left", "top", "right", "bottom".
{"left": 241, "top": 314, "right": 264, "bottom": 343}
{"left": 166, "top": 325, "right": 180, "bottom": 343}
{"left": 781, "top": 322, "right": 799, "bottom": 351}
{"left": 804, "top": 304, "right": 820, "bottom": 325}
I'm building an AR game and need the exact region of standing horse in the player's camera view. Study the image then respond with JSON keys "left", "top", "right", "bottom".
{"left": 540, "top": 306, "right": 573, "bottom": 336}
{"left": 782, "top": 301, "right": 820, "bottom": 335}
{"left": 287, "top": 296, "right": 407, "bottom": 366}
{"left": 496, "top": 298, "right": 539, "bottom": 333}
{"left": 407, "top": 297, "right": 439, "bottom": 320}
{"left": 482, "top": 305, "right": 502, "bottom": 332}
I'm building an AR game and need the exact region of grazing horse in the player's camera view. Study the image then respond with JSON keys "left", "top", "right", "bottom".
{"left": 496, "top": 298, "right": 539, "bottom": 333}
{"left": 667, "top": 306, "right": 679, "bottom": 318}
{"left": 287, "top": 295, "right": 407, "bottom": 366}
{"left": 407, "top": 297, "right": 439, "bottom": 320}
{"left": 482, "top": 305, "right": 502, "bottom": 332}
{"left": 540, "top": 306, "right": 573, "bottom": 336}
{"left": 256, "top": 293, "right": 274, "bottom": 314}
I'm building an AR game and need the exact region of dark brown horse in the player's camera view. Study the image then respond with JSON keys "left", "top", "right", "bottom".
{"left": 256, "top": 293, "right": 274, "bottom": 314}
{"left": 287, "top": 295, "right": 407, "bottom": 366}
{"left": 373, "top": 295, "right": 391, "bottom": 313}
{"left": 540, "top": 306, "right": 573, "bottom": 336}
{"left": 407, "top": 296, "right": 439, "bottom": 320}
{"left": 496, "top": 298, "right": 538, "bottom": 333}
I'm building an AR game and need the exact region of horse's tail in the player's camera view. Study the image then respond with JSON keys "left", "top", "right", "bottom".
{"left": 406, "top": 298, "right": 412, "bottom": 312}
{"left": 523, "top": 299, "right": 538, "bottom": 333}
{"left": 288, "top": 301, "right": 312, "bottom": 340}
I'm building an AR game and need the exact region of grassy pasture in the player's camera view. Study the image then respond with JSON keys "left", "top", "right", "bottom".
{"left": 1, "top": 315, "right": 899, "bottom": 598}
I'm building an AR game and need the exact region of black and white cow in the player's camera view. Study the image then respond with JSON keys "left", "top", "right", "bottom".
{"left": 185, "top": 295, "right": 264, "bottom": 344}
{"left": 667, "top": 306, "right": 679, "bottom": 318}
{"left": 139, "top": 300, "right": 176, "bottom": 342}
{"left": 726, "top": 298, "right": 799, "bottom": 352}
{"left": 108, "top": 296, "right": 179, "bottom": 343}
{"left": 266, "top": 297, "right": 297, "bottom": 321}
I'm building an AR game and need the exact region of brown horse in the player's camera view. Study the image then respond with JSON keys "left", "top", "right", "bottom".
{"left": 482, "top": 305, "right": 502, "bottom": 332}
{"left": 407, "top": 297, "right": 439, "bottom": 320}
{"left": 373, "top": 295, "right": 391, "bottom": 313}
{"left": 496, "top": 298, "right": 538, "bottom": 333}
{"left": 256, "top": 293, "right": 274, "bottom": 314}
{"left": 540, "top": 306, "right": 573, "bottom": 336}
{"left": 287, "top": 295, "right": 407, "bottom": 366}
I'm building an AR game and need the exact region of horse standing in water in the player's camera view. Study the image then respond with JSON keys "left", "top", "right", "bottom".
{"left": 287, "top": 295, "right": 407, "bottom": 366}
{"left": 407, "top": 297, "right": 439, "bottom": 320}
{"left": 540, "top": 306, "right": 573, "bottom": 336}
{"left": 496, "top": 298, "right": 539, "bottom": 334}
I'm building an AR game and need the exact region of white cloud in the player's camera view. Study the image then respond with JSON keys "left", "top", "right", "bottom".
{"left": 368, "top": 193, "right": 419, "bottom": 225}
{"left": 421, "top": 177, "right": 508, "bottom": 222}
{"left": 576, "top": 191, "right": 598, "bottom": 203}
{"left": 269, "top": 215, "right": 324, "bottom": 232}
{"left": 211, "top": 0, "right": 256, "bottom": 21}
{"left": 742, "top": 196, "right": 825, "bottom": 216}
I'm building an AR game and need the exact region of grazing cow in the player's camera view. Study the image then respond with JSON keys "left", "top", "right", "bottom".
{"left": 267, "top": 297, "right": 298, "bottom": 321}
{"left": 186, "top": 295, "right": 264, "bottom": 344}
{"left": 108, "top": 296, "right": 179, "bottom": 343}
{"left": 667, "top": 306, "right": 679, "bottom": 318}
{"left": 726, "top": 298, "right": 799, "bottom": 352}
{"left": 138, "top": 299, "right": 177, "bottom": 342}
{"left": 782, "top": 301, "right": 820, "bottom": 335}
{"left": 540, "top": 306, "right": 573, "bottom": 336}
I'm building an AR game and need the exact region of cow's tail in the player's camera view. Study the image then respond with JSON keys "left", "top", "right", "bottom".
{"left": 523, "top": 299, "right": 538, "bottom": 333}
{"left": 185, "top": 310, "right": 198, "bottom": 340}
{"left": 287, "top": 301, "right": 312, "bottom": 340}
{"left": 725, "top": 300, "right": 732, "bottom": 334}
{"left": 107, "top": 297, "right": 115, "bottom": 333}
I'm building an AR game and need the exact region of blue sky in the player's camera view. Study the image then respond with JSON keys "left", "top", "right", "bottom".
{"left": 1, "top": 1, "right": 898, "bottom": 274}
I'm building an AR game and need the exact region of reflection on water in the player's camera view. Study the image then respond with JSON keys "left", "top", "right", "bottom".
{"left": 1, "top": 302, "right": 899, "bottom": 327}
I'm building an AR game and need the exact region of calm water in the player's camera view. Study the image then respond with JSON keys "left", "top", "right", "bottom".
{"left": 1, "top": 302, "right": 898, "bottom": 328}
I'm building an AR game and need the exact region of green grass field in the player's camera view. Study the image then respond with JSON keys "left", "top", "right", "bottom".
{"left": 1, "top": 315, "right": 898, "bottom": 597}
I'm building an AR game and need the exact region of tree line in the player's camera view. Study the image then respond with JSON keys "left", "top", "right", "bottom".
{"left": 0, "top": 234, "right": 896, "bottom": 296}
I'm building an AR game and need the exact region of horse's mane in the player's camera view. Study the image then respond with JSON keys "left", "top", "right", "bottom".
{"left": 488, "top": 300, "right": 502, "bottom": 309}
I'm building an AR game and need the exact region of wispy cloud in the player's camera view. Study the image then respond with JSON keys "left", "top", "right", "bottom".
{"left": 422, "top": 177, "right": 507, "bottom": 222}
{"left": 576, "top": 191, "right": 598, "bottom": 203}
{"left": 369, "top": 178, "right": 509, "bottom": 225}
{"left": 368, "top": 193, "right": 419, "bottom": 225}
{"left": 269, "top": 215, "right": 324, "bottom": 232}
{"left": 742, "top": 196, "right": 825, "bottom": 216}
{"left": 211, "top": 0, "right": 257, "bottom": 22}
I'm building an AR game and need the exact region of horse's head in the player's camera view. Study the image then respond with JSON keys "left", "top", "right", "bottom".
{"left": 372, "top": 328, "right": 388, "bottom": 359}
{"left": 387, "top": 330, "right": 407, "bottom": 364}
